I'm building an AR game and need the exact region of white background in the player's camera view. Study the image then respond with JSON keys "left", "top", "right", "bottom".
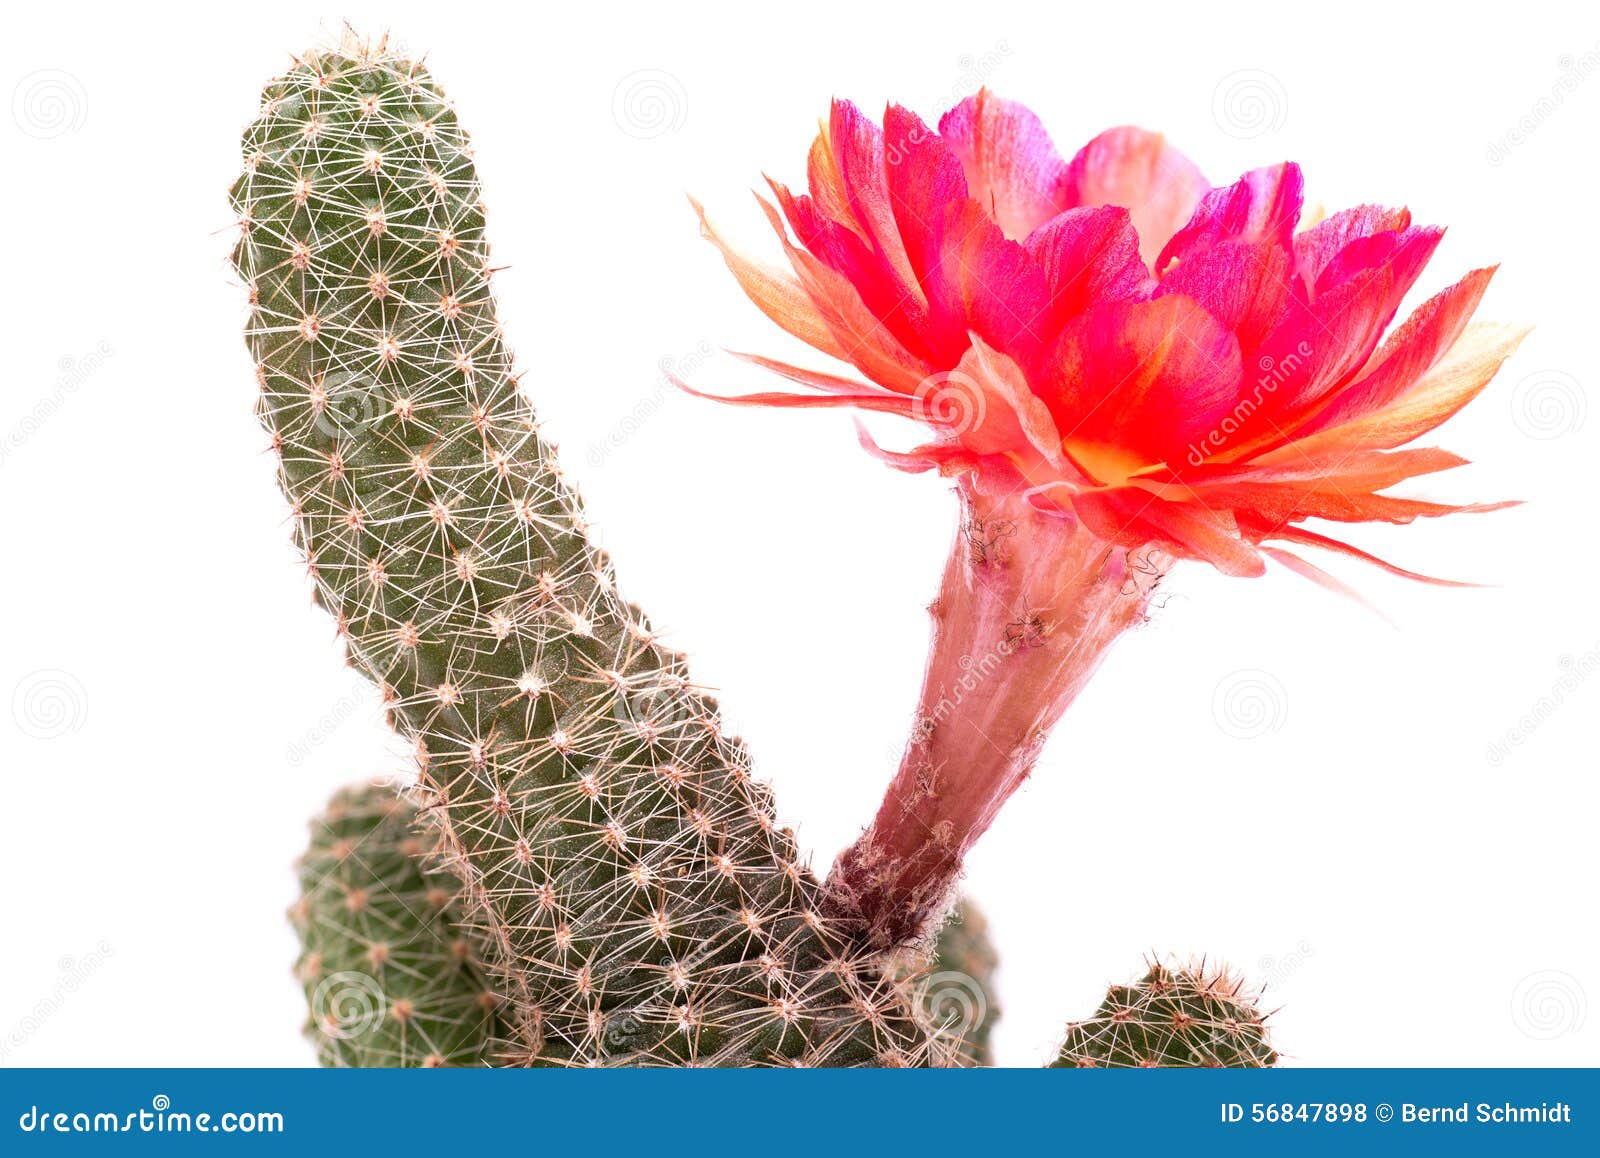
{"left": 2, "top": 0, "right": 1596, "bottom": 1067}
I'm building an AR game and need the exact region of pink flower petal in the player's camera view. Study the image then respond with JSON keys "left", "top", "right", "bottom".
{"left": 1159, "top": 239, "right": 1293, "bottom": 355}
{"left": 937, "top": 89, "right": 1074, "bottom": 240}
{"left": 1155, "top": 163, "right": 1304, "bottom": 273}
{"left": 827, "top": 99, "right": 922, "bottom": 295}
{"left": 1023, "top": 206, "right": 1151, "bottom": 333}
{"left": 1062, "top": 126, "right": 1210, "bottom": 268}
{"left": 1293, "top": 204, "right": 1411, "bottom": 286}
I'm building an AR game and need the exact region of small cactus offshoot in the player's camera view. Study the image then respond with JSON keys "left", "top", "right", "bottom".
{"left": 904, "top": 900, "right": 1002, "bottom": 1067}
{"left": 291, "top": 782, "right": 503, "bottom": 1066}
{"left": 1051, "top": 959, "right": 1278, "bottom": 1068}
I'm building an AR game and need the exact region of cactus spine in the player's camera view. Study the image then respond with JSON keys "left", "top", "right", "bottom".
{"left": 291, "top": 782, "right": 503, "bottom": 1066}
{"left": 232, "top": 38, "right": 930, "bottom": 1066}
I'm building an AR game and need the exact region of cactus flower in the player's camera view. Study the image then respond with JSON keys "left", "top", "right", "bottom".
{"left": 691, "top": 91, "right": 1526, "bottom": 948}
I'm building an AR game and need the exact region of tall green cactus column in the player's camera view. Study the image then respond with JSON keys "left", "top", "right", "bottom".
{"left": 233, "top": 38, "right": 930, "bottom": 1066}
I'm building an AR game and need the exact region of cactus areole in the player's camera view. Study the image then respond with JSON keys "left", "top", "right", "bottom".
{"left": 690, "top": 92, "right": 1523, "bottom": 948}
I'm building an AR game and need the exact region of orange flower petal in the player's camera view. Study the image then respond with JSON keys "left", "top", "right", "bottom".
{"left": 1261, "top": 322, "right": 1530, "bottom": 460}
{"left": 691, "top": 196, "right": 846, "bottom": 360}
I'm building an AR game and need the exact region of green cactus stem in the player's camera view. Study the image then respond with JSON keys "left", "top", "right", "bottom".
{"left": 232, "top": 35, "right": 929, "bottom": 1066}
{"left": 900, "top": 899, "right": 1001, "bottom": 1067}
{"left": 291, "top": 781, "right": 503, "bottom": 1067}
{"left": 1051, "top": 959, "right": 1277, "bottom": 1068}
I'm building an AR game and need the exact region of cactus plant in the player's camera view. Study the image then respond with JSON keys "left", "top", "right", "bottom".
{"left": 291, "top": 781, "right": 503, "bottom": 1066}
{"left": 232, "top": 36, "right": 932, "bottom": 1066}
{"left": 239, "top": 33, "right": 1277, "bottom": 1070}
{"left": 1051, "top": 959, "right": 1277, "bottom": 1068}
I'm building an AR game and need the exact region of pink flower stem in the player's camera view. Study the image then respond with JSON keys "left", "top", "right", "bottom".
{"left": 822, "top": 487, "right": 1167, "bottom": 949}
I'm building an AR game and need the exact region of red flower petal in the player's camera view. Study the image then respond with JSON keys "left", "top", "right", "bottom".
{"left": 1230, "top": 224, "right": 1445, "bottom": 444}
{"left": 853, "top": 420, "right": 981, "bottom": 476}
{"left": 1046, "top": 295, "right": 1243, "bottom": 470}
{"left": 1253, "top": 522, "right": 1482, "bottom": 587}
{"left": 770, "top": 178, "right": 938, "bottom": 365}
{"left": 827, "top": 99, "right": 922, "bottom": 295}
{"left": 1023, "top": 206, "right": 1151, "bottom": 333}
{"left": 1260, "top": 545, "right": 1388, "bottom": 612}
{"left": 882, "top": 103, "right": 969, "bottom": 298}
{"left": 1156, "top": 445, "right": 1467, "bottom": 489}
{"left": 674, "top": 374, "right": 921, "bottom": 418}
{"left": 1192, "top": 481, "right": 1514, "bottom": 528}
{"left": 753, "top": 193, "right": 931, "bottom": 391}
{"left": 934, "top": 201, "right": 1053, "bottom": 369}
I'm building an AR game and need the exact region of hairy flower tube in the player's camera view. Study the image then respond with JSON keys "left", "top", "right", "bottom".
{"left": 689, "top": 90, "right": 1526, "bottom": 948}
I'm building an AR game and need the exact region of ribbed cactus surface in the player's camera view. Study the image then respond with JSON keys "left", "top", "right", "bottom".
{"left": 291, "top": 782, "right": 503, "bottom": 1066}
{"left": 232, "top": 40, "right": 928, "bottom": 1066}
{"left": 1052, "top": 961, "right": 1277, "bottom": 1068}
